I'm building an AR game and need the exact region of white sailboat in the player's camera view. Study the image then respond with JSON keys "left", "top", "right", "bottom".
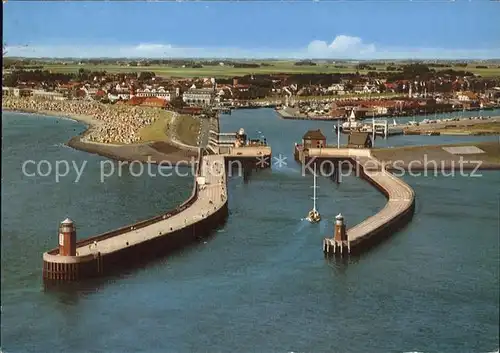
{"left": 306, "top": 164, "right": 321, "bottom": 223}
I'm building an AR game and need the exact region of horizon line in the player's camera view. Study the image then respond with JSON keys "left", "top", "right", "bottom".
{"left": 5, "top": 56, "right": 500, "bottom": 62}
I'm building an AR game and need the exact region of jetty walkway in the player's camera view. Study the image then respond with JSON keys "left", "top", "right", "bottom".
{"left": 76, "top": 154, "right": 226, "bottom": 258}
{"left": 298, "top": 147, "right": 415, "bottom": 255}
{"left": 43, "top": 140, "right": 271, "bottom": 281}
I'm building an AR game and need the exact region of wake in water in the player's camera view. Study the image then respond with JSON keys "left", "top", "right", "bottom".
{"left": 299, "top": 215, "right": 327, "bottom": 231}
{"left": 320, "top": 218, "right": 327, "bottom": 234}
{"left": 294, "top": 218, "right": 309, "bottom": 234}
{"left": 52, "top": 143, "right": 72, "bottom": 149}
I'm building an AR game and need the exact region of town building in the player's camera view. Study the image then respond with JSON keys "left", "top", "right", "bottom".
{"left": 327, "top": 84, "right": 346, "bottom": 95}
{"left": 141, "top": 97, "right": 168, "bottom": 108}
{"left": 2, "top": 87, "right": 32, "bottom": 97}
{"left": 135, "top": 87, "right": 178, "bottom": 101}
{"left": 302, "top": 129, "right": 326, "bottom": 149}
{"left": 182, "top": 88, "right": 214, "bottom": 106}
{"left": 456, "top": 91, "right": 479, "bottom": 102}
{"left": 31, "top": 90, "right": 67, "bottom": 100}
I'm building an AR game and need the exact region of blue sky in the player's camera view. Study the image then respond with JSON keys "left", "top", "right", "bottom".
{"left": 3, "top": 1, "right": 500, "bottom": 59}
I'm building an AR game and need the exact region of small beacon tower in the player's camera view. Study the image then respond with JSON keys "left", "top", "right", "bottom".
{"left": 59, "top": 218, "right": 76, "bottom": 256}
{"left": 235, "top": 128, "right": 247, "bottom": 147}
{"left": 332, "top": 213, "right": 349, "bottom": 255}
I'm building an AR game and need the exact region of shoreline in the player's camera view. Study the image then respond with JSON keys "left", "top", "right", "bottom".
{"left": 3, "top": 107, "right": 199, "bottom": 165}
{"left": 372, "top": 141, "right": 500, "bottom": 171}
{"left": 275, "top": 111, "right": 342, "bottom": 121}
{"left": 2, "top": 107, "right": 100, "bottom": 128}
{"left": 276, "top": 105, "right": 500, "bottom": 122}
{"left": 384, "top": 163, "right": 500, "bottom": 171}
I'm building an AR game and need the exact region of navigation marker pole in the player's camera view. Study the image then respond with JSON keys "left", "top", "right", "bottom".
{"left": 337, "top": 120, "right": 340, "bottom": 148}
{"left": 372, "top": 114, "right": 376, "bottom": 148}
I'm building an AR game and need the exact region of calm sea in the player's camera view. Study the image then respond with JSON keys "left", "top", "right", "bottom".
{"left": 1, "top": 109, "right": 499, "bottom": 353}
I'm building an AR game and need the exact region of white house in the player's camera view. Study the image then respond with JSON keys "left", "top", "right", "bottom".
{"left": 135, "top": 86, "right": 177, "bottom": 101}
{"left": 31, "top": 90, "right": 67, "bottom": 100}
{"left": 363, "top": 83, "right": 380, "bottom": 94}
{"left": 183, "top": 88, "right": 214, "bottom": 106}
{"left": 327, "top": 84, "right": 345, "bottom": 94}
{"left": 456, "top": 91, "right": 478, "bottom": 102}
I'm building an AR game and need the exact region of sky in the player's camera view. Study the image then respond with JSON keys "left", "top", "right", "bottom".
{"left": 3, "top": 1, "right": 500, "bottom": 59}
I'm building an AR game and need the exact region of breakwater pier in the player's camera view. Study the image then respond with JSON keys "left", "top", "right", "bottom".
{"left": 295, "top": 145, "right": 415, "bottom": 255}
{"left": 43, "top": 137, "right": 272, "bottom": 281}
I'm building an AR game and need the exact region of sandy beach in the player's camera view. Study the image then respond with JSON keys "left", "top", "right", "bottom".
{"left": 2, "top": 97, "right": 200, "bottom": 164}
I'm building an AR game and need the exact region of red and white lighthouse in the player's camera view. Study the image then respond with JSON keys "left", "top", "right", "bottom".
{"left": 58, "top": 218, "right": 76, "bottom": 256}
{"left": 334, "top": 213, "right": 347, "bottom": 243}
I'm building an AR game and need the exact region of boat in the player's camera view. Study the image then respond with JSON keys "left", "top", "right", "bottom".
{"left": 387, "top": 118, "right": 404, "bottom": 135}
{"left": 306, "top": 164, "right": 321, "bottom": 223}
{"left": 408, "top": 119, "right": 419, "bottom": 126}
{"left": 341, "top": 109, "right": 364, "bottom": 133}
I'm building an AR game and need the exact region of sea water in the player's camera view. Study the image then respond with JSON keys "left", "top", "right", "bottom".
{"left": 1, "top": 110, "right": 498, "bottom": 353}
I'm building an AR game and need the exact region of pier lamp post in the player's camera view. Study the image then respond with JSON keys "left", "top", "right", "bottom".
{"left": 337, "top": 120, "right": 340, "bottom": 148}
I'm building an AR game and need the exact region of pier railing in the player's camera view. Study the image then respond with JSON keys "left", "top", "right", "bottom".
{"left": 47, "top": 151, "right": 203, "bottom": 255}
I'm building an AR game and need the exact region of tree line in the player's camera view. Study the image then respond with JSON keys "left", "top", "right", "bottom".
{"left": 2, "top": 69, "right": 157, "bottom": 87}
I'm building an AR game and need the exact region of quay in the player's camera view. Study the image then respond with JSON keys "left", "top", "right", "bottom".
{"left": 294, "top": 131, "right": 415, "bottom": 256}
{"left": 42, "top": 128, "right": 271, "bottom": 282}
{"left": 213, "top": 106, "right": 232, "bottom": 115}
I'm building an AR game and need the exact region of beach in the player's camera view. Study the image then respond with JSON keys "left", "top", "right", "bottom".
{"left": 2, "top": 97, "right": 200, "bottom": 164}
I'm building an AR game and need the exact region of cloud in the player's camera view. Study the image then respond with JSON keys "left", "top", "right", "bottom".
{"left": 134, "top": 43, "right": 173, "bottom": 52}
{"left": 4, "top": 38, "right": 500, "bottom": 59}
{"left": 307, "top": 35, "right": 376, "bottom": 57}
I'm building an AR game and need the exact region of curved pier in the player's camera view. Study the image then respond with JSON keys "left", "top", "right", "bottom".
{"left": 298, "top": 147, "right": 415, "bottom": 255}
{"left": 337, "top": 155, "right": 415, "bottom": 253}
{"left": 43, "top": 145, "right": 272, "bottom": 282}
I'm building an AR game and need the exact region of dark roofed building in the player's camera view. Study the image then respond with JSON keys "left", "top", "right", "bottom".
{"left": 302, "top": 129, "right": 326, "bottom": 148}
{"left": 347, "top": 132, "right": 372, "bottom": 149}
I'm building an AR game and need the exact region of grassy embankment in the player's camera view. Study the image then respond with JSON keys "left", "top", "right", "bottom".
{"left": 138, "top": 110, "right": 200, "bottom": 146}
{"left": 434, "top": 122, "right": 500, "bottom": 135}
{"left": 138, "top": 110, "right": 173, "bottom": 142}
{"left": 373, "top": 141, "right": 500, "bottom": 165}
{"left": 174, "top": 114, "right": 201, "bottom": 146}
{"left": 40, "top": 61, "right": 500, "bottom": 78}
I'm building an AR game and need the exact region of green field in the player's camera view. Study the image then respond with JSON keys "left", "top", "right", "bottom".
{"left": 36, "top": 61, "right": 500, "bottom": 78}
{"left": 41, "top": 62, "right": 379, "bottom": 78}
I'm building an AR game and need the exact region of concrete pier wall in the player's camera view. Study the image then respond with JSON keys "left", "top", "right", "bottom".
{"left": 296, "top": 147, "right": 415, "bottom": 256}
{"left": 42, "top": 146, "right": 272, "bottom": 282}
{"left": 346, "top": 162, "right": 415, "bottom": 254}
{"left": 42, "top": 152, "right": 228, "bottom": 281}
{"left": 43, "top": 203, "right": 229, "bottom": 281}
